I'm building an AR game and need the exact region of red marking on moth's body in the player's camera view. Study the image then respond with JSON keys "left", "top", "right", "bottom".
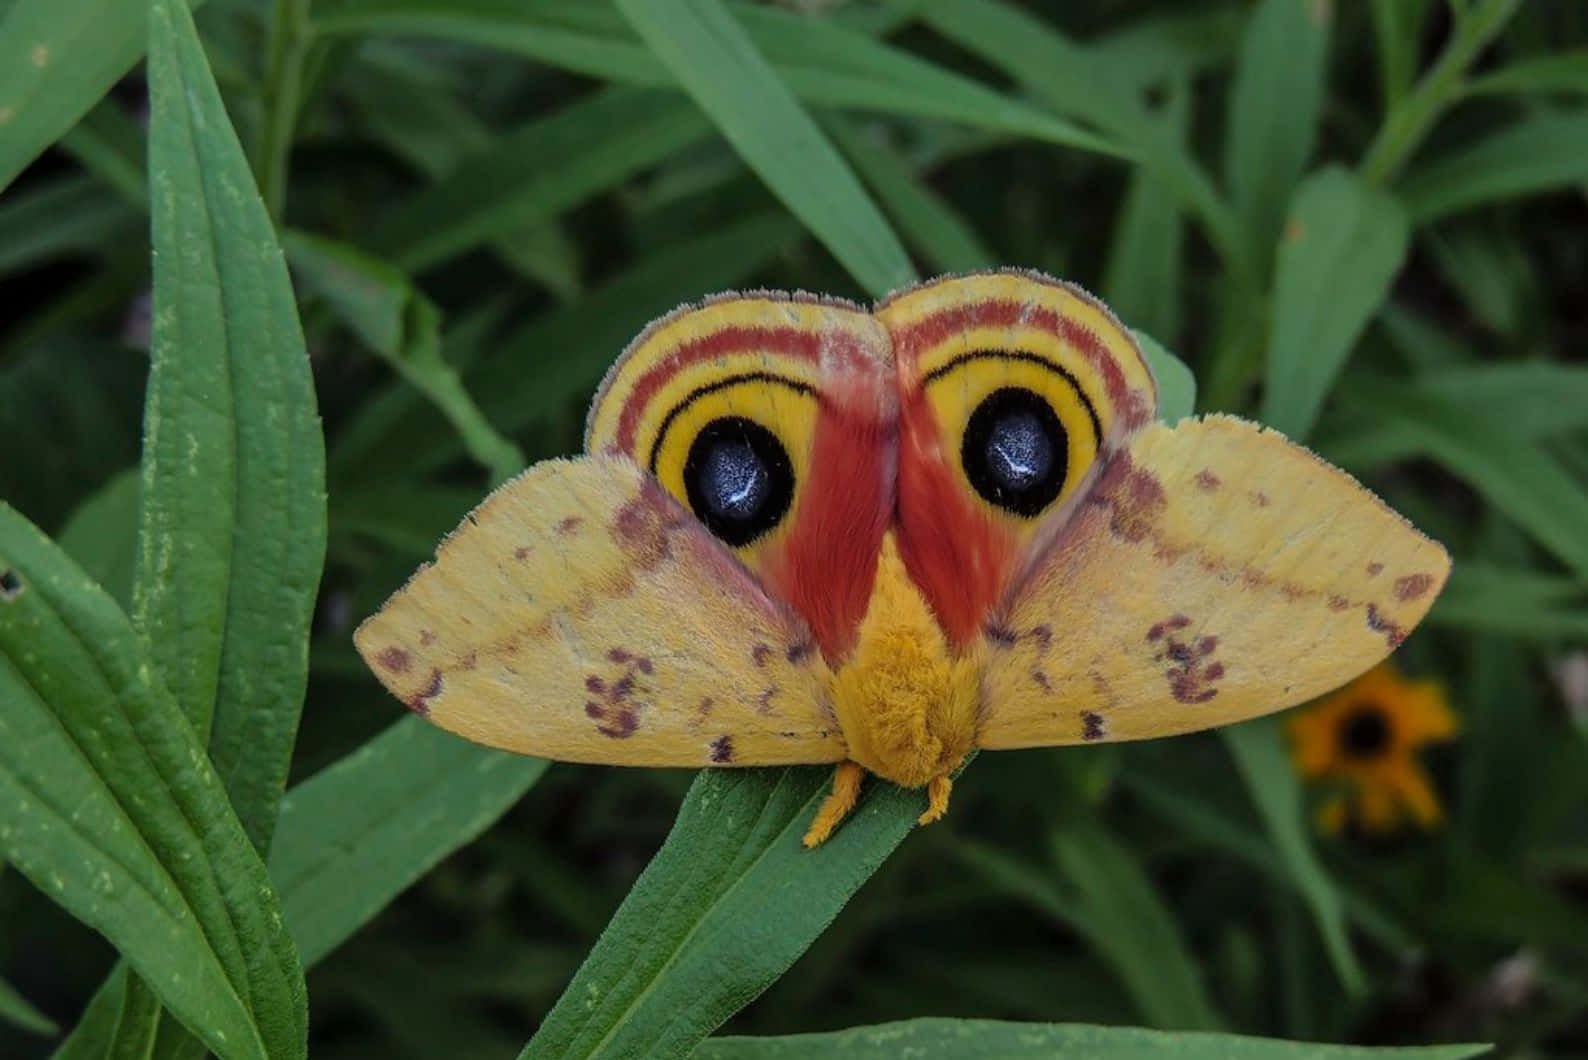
{"left": 1365, "top": 603, "right": 1406, "bottom": 647}
{"left": 377, "top": 647, "right": 411, "bottom": 673}
{"left": 1150, "top": 621, "right": 1223, "bottom": 704}
{"left": 585, "top": 651, "right": 654, "bottom": 738}
{"left": 889, "top": 298, "right": 1152, "bottom": 430}
{"left": 762, "top": 403, "right": 893, "bottom": 662}
{"left": 1194, "top": 469, "right": 1221, "bottom": 491}
{"left": 1394, "top": 573, "right": 1434, "bottom": 601}
{"left": 612, "top": 481, "right": 683, "bottom": 572}
{"left": 407, "top": 670, "right": 442, "bottom": 715}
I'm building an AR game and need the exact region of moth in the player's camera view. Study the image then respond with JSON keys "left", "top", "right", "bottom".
{"left": 356, "top": 271, "right": 1449, "bottom": 847}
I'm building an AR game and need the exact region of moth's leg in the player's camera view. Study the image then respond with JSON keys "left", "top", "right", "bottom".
{"left": 917, "top": 774, "right": 953, "bottom": 826}
{"left": 803, "top": 761, "right": 866, "bottom": 847}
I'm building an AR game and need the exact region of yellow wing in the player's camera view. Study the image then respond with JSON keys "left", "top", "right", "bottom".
{"left": 354, "top": 454, "right": 842, "bottom": 767}
{"left": 978, "top": 414, "right": 1450, "bottom": 748}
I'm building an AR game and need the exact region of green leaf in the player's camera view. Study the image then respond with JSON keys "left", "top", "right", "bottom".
{"left": 0, "top": 505, "right": 306, "bottom": 1060}
{"left": 1464, "top": 50, "right": 1588, "bottom": 98}
{"left": 1260, "top": 166, "right": 1408, "bottom": 439}
{"left": 520, "top": 766, "right": 924, "bottom": 1059}
{"left": 0, "top": 174, "right": 140, "bottom": 278}
{"left": 1103, "top": 79, "right": 1188, "bottom": 343}
{"left": 0, "top": 973, "right": 58, "bottom": 1037}
{"left": 1222, "top": 720, "right": 1363, "bottom": 996}
{"left": 284, "top": 231, "right": 524, "bottom": 484}
{"left": 1223, "top": 0, "right": 1331, "bottom": 266}
{"left": 1134, "top": 330, "right": 1196, "bottom": 424}
{"left": 269, "top": 717, "right": 548, "bottom": 967}
{"left": 1353, "top": 383, "right": 1588, "bottom": 580}
{"left": 1049, "top": 819, "right": 1222, "bottom": 1030}
{"left": 371, "top": 86, "right": 712, "bottom": 270}
{"left": 1397, "top": 110, "right": 1588, "bottom": 224}
{"left": 1430, "top": 564, "right": 1588, "bottom": 638}
{"left": 614, "top": 0, "right": 913, "bottom": 298}
{"left": 57, "top": 95, "right": 149, "bottom": 205}
{"left": 310, "top": 0, "right": 1116, "bottom": 157}
{"left": 695, "top": 1018, "right": 1491, "bottom": 1058}
{"left": 57, "top": 467, "right": 139, "bottom": 611}
{"left": 143, "top": 0, "right": 327, "bottom": 854}
{"left": 825, "top": 115, "right": 997, "bottom": 275}
{"left": 0, "top": 0, "right": 193, "bottom": 192}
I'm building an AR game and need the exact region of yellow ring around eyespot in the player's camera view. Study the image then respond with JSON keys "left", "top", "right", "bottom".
{"left": 648, "top": 376, "right": 819, "bottom": 564}
{"left": 923, "top": 353, "right": 1101, "bottom": 522}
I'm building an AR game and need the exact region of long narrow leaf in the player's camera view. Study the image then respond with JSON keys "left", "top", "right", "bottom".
{"left": 614, "top": 0, "right": 914, "bottom": 298}
{"left": 0, "top": 505, "right": 306, "bottom": 1060}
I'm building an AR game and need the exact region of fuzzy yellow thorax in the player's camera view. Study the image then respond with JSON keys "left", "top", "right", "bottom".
{"left": 829, "top": 533, "right": 980, "bottom": 789}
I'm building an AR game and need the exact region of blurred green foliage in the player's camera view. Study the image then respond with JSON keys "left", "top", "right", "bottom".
{"left": 1, "top": 0, "right": 1586, "bottom": 1057}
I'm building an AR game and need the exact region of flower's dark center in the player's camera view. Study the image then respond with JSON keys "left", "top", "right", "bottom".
{"left": 1337, "top": 704, "right": 1392, "bottom": 758}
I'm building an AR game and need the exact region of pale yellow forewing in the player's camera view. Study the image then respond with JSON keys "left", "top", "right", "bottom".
{"left": 978, "top": 414, "right": 1450, "bottom": 748}
{"left": 354, "top": 455, "right": 842, "bottom": 767}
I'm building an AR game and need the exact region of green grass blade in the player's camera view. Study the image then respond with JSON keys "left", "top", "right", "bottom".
{"left": 519, "top": 766, "right": 924, "bottom": 1059}
{"left": 1222, "top": 0, "right": 1330, "bottom": 267}
{"left": 614, "top": 0, "right": 914, "bottom": 298}
{"left": 0, "top": 974, "right": 58, "bottom": 1037}
{"left": 1222, "top": 719, "right": 1364, "bottom": 996}
{"left": 142, "top": 0, "right": 327, "bottom": 853}
{"left": 1048, "top": 818, "right": 1223, "bottom": 1030}
{"left": 0, "top": 505, "right": 305, "bottom": 1060}
{"left": 1103, "top": 80, "right": 1188, "bottom": 343}
{"left": 825, "top": 115, "right": 997, "bottom": 274}
{"left": 1259, "top": 166, "right": 1408, "bottom": 439}
{"left": 57, "top": 467, "right": 139, "bottom": 611}
{"left": 1397, "top": 110, "right": 1588, "bottom": 224}
{"left": 0, "top": 174, "right": 140, "bottom": 278}
{"left": 269, "top": 718, "right": 548, "bottom": 967}
{"left": 695, "top": 1018, "right": 1490, "bottom": 1058}
{"left": 1430, "top": 565, "right": 1588, "bottom": 638}
{"left": 371, "top": 87, "right": 712, "bottom": 270}
{"left": 1464, "top": 49, "right": 1588, "bottom": 97}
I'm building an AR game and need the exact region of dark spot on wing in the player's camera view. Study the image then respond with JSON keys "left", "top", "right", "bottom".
{"left": 1365, "top": 603, "right": 1406, "bottom": 647}
{"left": 984, "top": 622, "right": 1018, "bottom": 646}
{"left": 556, "top": 516, "right": 584, "bottom": 535}
{"left": 407, "top": 670, "right": 443, "bottom": 716}
{"left": 751, "top": 643, "right": 773, "bottom": 668}
{"left": 1194, "top": 469, "right": 1221, "bottom": 491}
{"left": 787, "top": 639, "right": 816, "bottom": 664}
{"left": 1031, "top": 669, "right": 1052, "bottom": 693}
{"left": 1146, "top": 614, "right": 1191, "bottom": 643}
{"left": 1366, "top": 562, "right": 1384, "bottom": 577}
{"left": 1151, "top": 620, "right": 1222, "bottom": 704}
{"left": 1327, "top": 594, "right": 1350, "bottom": 611}
{"left": 1394, "top": 573, "right": 1434, "bottom": 601}
{"left": 1081, "top": 711, "right": 1106, "bottom": 741}
{"left": 377, "top": 647, "right": 411, "bottom": 674}
{"left": 710, "top": 735, "right": 735, "bottom": 763}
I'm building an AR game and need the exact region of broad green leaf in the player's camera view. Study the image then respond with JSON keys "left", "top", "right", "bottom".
{"left": 1464, "top": 50, "right": 1588, "bottom": 98}
{"left": 1223, "top": 0, "right": 1330, "bottom": 267}
{"left": 694, "top": 1018, "right": 1490, "bottom": 1058}
{"left": 143, "top": 0, "right": 326, "bottom": 854}
{"left": 0, "top": 505, "right": 305, "bottom": 1060}
{"left": 614, "top": 0, "right": 913, "bottom": 298}
{"left": 1260, "top": 167, "right": 1408, "bottom": 439}
{"left": 370, "top": 87, "right": 712, "bottom": 270}
{"left": 1223, "top": 719, "right": 1363, "bottom": 995}
{"left": 825, "top": 115, "right": 996, "bottom": 275}
{"left": 0, "top": 0, "right": 198, "bottom": 192}
{"left": 1353, "top": 383, "right": 1588, "bottom": 580}
{"left": 284, "top": 231, "right": 523, "bottom": 484}
{"left": 0, "top": 974, "right": 57, "bottom": 1036}
{"left": 1397, "top": 110, "right": 1588, "bottom": 224}
{"left": 310, "top": 0, "right": 1115, "bottom": 157}
{"left": 1134, "top": 331, "right": 1196, "bottom": 424}
{"left": 57, "top": 467, "right": 138, "bottom": 611}
{"left": 1049, "top": 819, "right": 1222, "bottom": 1030}
{"left": 1104, "top": 81, "right": 1189, "bottom": 343}
{"left": 269, "top": 717, "right": 548, "bottom": 967}
{"left": 520, "top": 766, "right": 926, "bottom": 1059}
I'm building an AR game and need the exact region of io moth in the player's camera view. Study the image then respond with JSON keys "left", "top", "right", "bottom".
{"left": 355, "top": 271, "right": 1449, "bottom": 847}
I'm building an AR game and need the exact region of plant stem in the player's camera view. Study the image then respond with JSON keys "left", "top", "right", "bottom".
{"left": 257, "top": 0, "right": 312, "bottom": 221}
{"left": 1358, "top": 0, "right": 1521, "bottom": 186}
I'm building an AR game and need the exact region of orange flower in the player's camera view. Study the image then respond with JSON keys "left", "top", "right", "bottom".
{"left": 1286, "top": 663, "right": 1458, "bottom": 835}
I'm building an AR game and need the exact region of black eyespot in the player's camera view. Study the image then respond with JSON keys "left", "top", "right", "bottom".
{"left": 962, "top": 387, "right": 1068, "bottom": 517}
{"left": 684, "top": 417, "right": 794, "bottom": 546}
